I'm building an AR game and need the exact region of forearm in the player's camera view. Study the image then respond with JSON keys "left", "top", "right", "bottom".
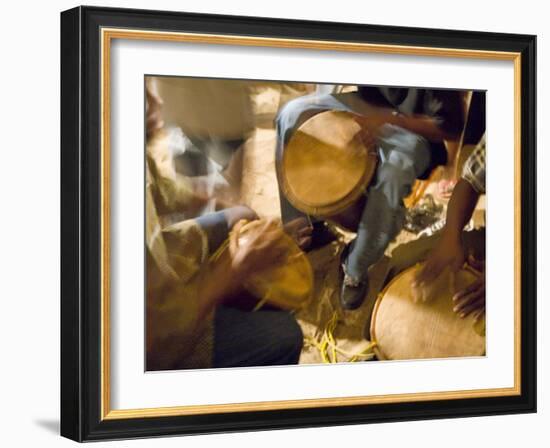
{"left": 443, "top": 179, "right": 480, "bottom": 241}
{"left": 390, "top": 114, "right": 454, "bottom": 141}
{"left": 360, "top": 112, "right": 454, "bottom": 142}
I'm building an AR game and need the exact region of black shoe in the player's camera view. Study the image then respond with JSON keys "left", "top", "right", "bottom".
{"left": 339, "top": 244, "right": 369, "bottom": 310}
{"left": 340, "top": 277, "right": 369, "bottom": 310}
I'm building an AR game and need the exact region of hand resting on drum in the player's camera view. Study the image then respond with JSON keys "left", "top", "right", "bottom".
{"left": 411, "top": 263, "right": 459, "bottom": 305}
{"left": 412, "top": 231, "right": 466, "bottom": 302}
{"left": 410, "top": 258, "right": 484, "bottom": 323}
{"left": 412, "top": 178, "right": 485, "bottom": 323}
{"left": 411, "top": 236, "right": 485, "bottom": 322}
{"left": 452, "top": 256, "right": 485, "bottom": 323}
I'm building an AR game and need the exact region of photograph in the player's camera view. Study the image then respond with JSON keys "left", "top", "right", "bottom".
{"left": 144, "top": 76, "right": 487, "bottom": 371}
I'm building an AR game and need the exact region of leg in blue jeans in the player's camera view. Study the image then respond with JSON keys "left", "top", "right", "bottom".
{"left": 341, "top": 125, "right": 431, "bottom": 308}
{"left": 274, "top": 93, "right": 432, "bottom": 308}
{"left": 275, "top": 90, "right": 398, "bottom": 222}
{"left": 213, "top": 306, "right": 303, "bottom": 367}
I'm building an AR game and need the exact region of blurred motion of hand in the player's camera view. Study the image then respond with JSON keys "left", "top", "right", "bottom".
{"left": 228, "top": 219, "right": 288, "bottom": 281}
{"left": 412, "top": 232, "right": 466, "bottom": 300}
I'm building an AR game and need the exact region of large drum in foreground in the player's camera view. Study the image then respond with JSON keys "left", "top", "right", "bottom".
{"left": 218, "top": 220, "right": 314, "bottom": 311}
{"left": 370, "top": 264, "right": 485, "bottom": 360}
{"left": 278, "top": 110, "right": 378, "bottom": 219}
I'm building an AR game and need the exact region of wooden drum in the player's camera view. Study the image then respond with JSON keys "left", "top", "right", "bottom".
{"left": 370, "top": 264, "right": 485, "bottom": 360}
{"left": 278, "top": 110, "right": 378, "bottom": 224}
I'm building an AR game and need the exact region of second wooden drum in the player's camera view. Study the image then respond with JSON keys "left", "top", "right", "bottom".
{"left": 370, "top": 264, "right": 486, "bottom": 361}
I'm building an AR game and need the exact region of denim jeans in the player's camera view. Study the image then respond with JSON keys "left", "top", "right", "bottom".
{"left": 275, "top": 91, "right": 431, "bottom": 282}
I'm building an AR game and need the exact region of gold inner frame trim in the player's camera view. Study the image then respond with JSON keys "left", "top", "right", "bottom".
{"left": 100, "top": 27, "right": 522, "bottom": 421}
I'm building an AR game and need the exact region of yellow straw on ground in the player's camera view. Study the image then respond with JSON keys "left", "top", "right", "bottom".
{"left": 304, "top": 311, "right": 376, "bottom": 363}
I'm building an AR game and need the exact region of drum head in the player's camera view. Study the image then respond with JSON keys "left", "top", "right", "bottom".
{"left": 370, "top": 264, "right": 485, "bottom": 360}
{"left": 280, "top": 110, "right": 378, "bottom": 217}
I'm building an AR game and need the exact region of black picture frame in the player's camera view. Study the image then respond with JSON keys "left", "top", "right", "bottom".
{"left": 61, "top": 5, "right": 536, "bottom": 442}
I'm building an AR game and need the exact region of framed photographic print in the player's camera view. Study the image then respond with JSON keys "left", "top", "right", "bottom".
{"left": 60, "top": 5, "right": 536, "bottom": 442}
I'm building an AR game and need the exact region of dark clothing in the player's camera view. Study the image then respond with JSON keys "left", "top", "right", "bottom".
{"left": 357, "top": 87, "right": 464, "bottom": 178}
{"left": 462, "top": 91, "right": 486, "bottom": 146}
{"left": 197, "top": 210, "right": 304, "bottom": 369}
{"left": 357, "top": 86, "right": 465, "bottom": 138}
{"left": 213, "top": 306, "right": 303, "bottom": 368}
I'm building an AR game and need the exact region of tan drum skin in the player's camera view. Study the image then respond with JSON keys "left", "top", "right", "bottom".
{"left": 279, "top": 110, "right": 378, "bottom": 219}
{"left": 370, "top": 264, "right": 486, "bottom": 361}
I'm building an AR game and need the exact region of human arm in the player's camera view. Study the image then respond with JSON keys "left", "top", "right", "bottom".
{"left": 147, "top": 219, "right": 289, "bottom": 368}
{"left": 452, "top": 257, "right": 485, "bottom": 322}
{"left": 354, "top": 112, "right": 454, "bottom": 142}
{"left": 354, "top": 89, "right": 464, "bottom": 142}
{"left": 414, "top": 136, "right": 486, "bottom": 293}
{"left": 413, "top": 178, "right": 480, "bottom": 294}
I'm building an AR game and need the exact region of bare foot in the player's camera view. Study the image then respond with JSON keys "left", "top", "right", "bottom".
{"left": 283, "top": 217, "right": 313, "bottom": 250}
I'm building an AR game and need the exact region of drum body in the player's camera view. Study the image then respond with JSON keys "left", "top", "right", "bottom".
{"left": 233, "top": 221, "right": 314, "bottom": 311}
{"left": 370, "top": 264, "right": 485, "bottom": 360}
{"left": 278, "top": 110, "right": 378, "bottom": 223}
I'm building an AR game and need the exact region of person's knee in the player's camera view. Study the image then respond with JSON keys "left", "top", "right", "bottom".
{"left": 375, "top": 164, "right": 414, "bottom": 207}
{"left": 380, "top": 125, "right": 431, "bottom": 172}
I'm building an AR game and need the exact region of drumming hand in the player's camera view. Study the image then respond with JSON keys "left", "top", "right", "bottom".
{"left": 229, "top": 219, "right": 288, "bottom": 281}
{"left": 283, "top": 217, "right": 313, "bottom": 250}
{"left": 353, "top": 115, "right": 387, "bottom": 138}
{"left": 412, "top": 233, "right": 465, "bottom": 302}
{"left": 452, "top": 257, "right": 485, "bottom": 322}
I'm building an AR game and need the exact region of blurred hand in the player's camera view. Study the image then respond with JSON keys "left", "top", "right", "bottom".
{"left": 412, "top": 233, "right": 465, "bottom": 302}
{"left": 283, "top": 217, "right": 313, "bottom": 250}
{"left": 228, "top": 219, "right": 288, "bottom": 280}
{"left": 452, "top": 257, "right": 485, "bottom": 322}
{"left": 353, "top": 114, "right": 388, "bottom": 138}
